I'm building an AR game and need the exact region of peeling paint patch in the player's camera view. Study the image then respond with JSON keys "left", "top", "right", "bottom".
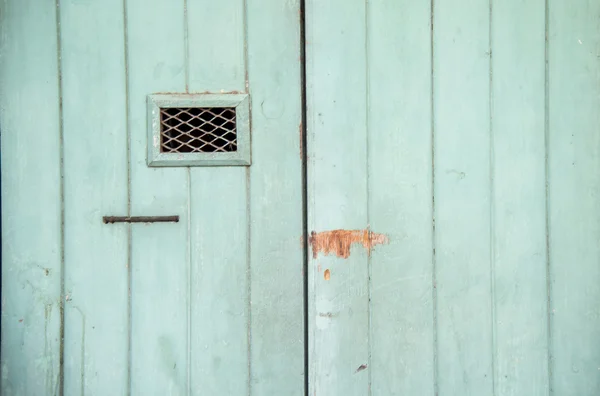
{"left": 309, "top": 229, "right": 388, "bottom": 259}
{"left": 324, "top": 269, "right": 331, "bottom": 280}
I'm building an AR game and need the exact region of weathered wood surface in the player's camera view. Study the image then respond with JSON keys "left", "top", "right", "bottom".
{"left": 60, "top": 0, "right": 130, "bottom": 393}
{"left": 548, "top": 0, "right": 600, "bottom": 394}
{"left": 306, "top": 0, "right": 600, "bottom": 395}
{"left": 2, "top": 0, "right": 600, "bottom": 394}
{"left": 1, "top": 1, "right": 62, "bottom": 394}
{"left": 1, "top": 0, "right": 303, "bottom": 394}
{"left": 306, "top": 0, "right": 370, "bottom": 394}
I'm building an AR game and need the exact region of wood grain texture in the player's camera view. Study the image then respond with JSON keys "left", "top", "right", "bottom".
{"left": 492, "top": 1, "right": 549, "bottom": 395}
{"left": 247, "top": 0, "right": 305, "bottom": 393}
{"left": 367, "top": 0, "right": 435, "bottom": 394}
{"left": 548, "top": 0, "right": 600, "bottom": 394}
{"left": 433, "top": 0, "right": 493, "bottom": 394}
{"left": 306, "top": 0, "right": 370, "bottom": 394}
{"left": 0, "top": 1, "right": 62, "bottom": 394}
{"left": 187, "top": 0, "right": 250, "bottom": 394}
{"left": 59, "top": 0, "right": 129, "bottom": 393}
{"left": 126, "top": 0, "right": 190, "bottom": 394}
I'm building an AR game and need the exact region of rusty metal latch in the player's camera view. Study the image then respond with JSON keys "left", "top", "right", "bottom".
{"left": 102, "top": 216, "right": 179, "bottom": 224}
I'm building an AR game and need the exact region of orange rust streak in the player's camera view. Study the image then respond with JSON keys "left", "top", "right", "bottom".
{"left": 308, "top": 229, "right": 388, "bottom": 259}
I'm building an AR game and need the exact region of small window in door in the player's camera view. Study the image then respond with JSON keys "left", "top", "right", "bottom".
{"left": 147, "top": 93, "right": 251, "bottom": 166}
{"left": 160, "top": 107, "right": 237, "bottom": 153}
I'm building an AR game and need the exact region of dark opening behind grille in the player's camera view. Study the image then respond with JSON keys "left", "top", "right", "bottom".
{"left": 160, "top": 107, "right": 237, "bottom": 153}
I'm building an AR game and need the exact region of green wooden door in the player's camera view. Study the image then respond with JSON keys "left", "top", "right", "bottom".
{"left": 305, "top": 0, "right": 600, "bottom": 395}
{"left": 1, "top": 0, "right": 303, "bottom": 395}
{"left": 2, "top": 0, "right": 600, "bottom": 395}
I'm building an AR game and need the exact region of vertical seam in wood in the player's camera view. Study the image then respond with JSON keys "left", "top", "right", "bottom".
{"left": 243, "top": 0, "right": 250, "bottom": 95}
{"left": 243, "top": 0, "right": 252, "bottom": 394}
{"left": 430, "top": 1, "right": 438, "bottom": 394}
{"left": 544, "top": 0, "right": 553, "bottom": 393}
{"left": 488, "top": 1, "right": 497, "bottom": 395}
{"left": 55, "top": 1, "right": 66, "bottom": 394}
{"left": 183, "top": 2, "right": 192, "bottom": 393}
{"left": 122, "top": 0, "right": 132, "bottom": 394}
{"left": 245, "top": 167, "right": 252, "bottom": 396}
{"left": 186, "top": 168, "right": 192, "bottom": 396}
{"left": 364, "top": 1, "right": 372, "bottom": 395}
{"left": 299, "top": 0, "right": 309, "bottom": 394}
{"left": 306, "top": 2, "right": 317, "bottom": 392}
{"left": 0, "top": 2, "right": 3, "bottom": 389}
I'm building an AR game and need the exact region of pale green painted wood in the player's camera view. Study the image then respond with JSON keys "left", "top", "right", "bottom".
{"left": 0, "top": 1, "right": 62, "bottom": 394}
{"left": 548, "top": 1, "right": 600, "bottom": 394}
{"left": 189, "top": 170, "right": 248, "bottom": 395}
{"left": 433, "top": 0, "right": 493, "bottom": 394}
{"left": 7, "top": 1, "right": 600, "bottom": 394}
{"left": 59, "top": 0, "right": 129, "bottom": 393}
{"left": 187, "top": 0, "right": 250, "bottom": 393}
{"left": 306, "top": 0, "right": 369, "bottom": 394}
{"left": 367, "top": 1, "right": 435, "bottom": 394}
{"left": 188, "top": 0, "right": 246, "bottom": 93}
{"left": 126, "top": 0, "right": 190, "bottom": 394}
{"left": 492, "top": 1, "right": 549, "bottom": 395}
{"left": 247, "top": 0, "right": 305, "bottom": 393}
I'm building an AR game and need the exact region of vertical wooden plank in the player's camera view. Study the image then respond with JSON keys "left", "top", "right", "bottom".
{"left": 186, "top": 0, "right": 249, "bottom": 394}
{"left": 188, "top": 0, "right": 245, "bottom": 92}
{"left": 59, "top": 0, "right": 129, "bottom": 393}
{"left": 188, "top": 170, "right": 248, "bottom": 395}
{"left": 126, "top": 0, "right": 189, "bottom": 394}
{"left": 492, "top": 1, "right": 549, "bottom": 395}
{"left": 548, "top": 1, "right": 600, "bottom": 394}
{"left": 0, "top": 1, "right": 62, "bottom": 394}
{"left": 433, "top": 0, "right": 493, "bottom": 394}
{"left": 367, "top": 0, "right": 435, "bottom": 394}
{"left": 306, "top": 0, "right": 369, "bottom": 394}
{"left": 247, "top": 0, "right": 304, "bottom": 394}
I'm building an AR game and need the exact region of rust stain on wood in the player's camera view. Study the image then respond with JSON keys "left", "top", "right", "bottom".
{"left": 309, "top": 229, "right": 388, "bottom": 259}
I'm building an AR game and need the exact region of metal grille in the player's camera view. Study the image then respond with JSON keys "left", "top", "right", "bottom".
{"left": 160, "top": 107, "right": 237, "bottom": 153}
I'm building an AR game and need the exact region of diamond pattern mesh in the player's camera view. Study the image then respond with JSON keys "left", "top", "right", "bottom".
{"left": 160, "top": 107, "right": 237, "bottom": 153}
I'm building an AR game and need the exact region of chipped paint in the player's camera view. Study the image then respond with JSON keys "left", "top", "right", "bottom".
{"left": 309, "top": 229, "right": 388, "bottom": 259}
{"left": 324, "top": 269, "right": 331, "bottom": 280}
